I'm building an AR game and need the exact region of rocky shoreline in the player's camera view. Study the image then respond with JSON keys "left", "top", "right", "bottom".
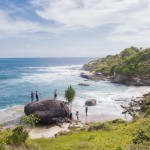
{"left": 80, "top": 70, "right": 150, "bottom": 86}
{"left": 120, "top": 92, "right": 150, "bottom": 116}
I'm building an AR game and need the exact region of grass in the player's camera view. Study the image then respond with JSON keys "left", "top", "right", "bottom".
{"left": 0, "top": 118, "right": 149, "bottom": 150}
{"left": 32, "top": 117, "right": 150, "bottom": 150}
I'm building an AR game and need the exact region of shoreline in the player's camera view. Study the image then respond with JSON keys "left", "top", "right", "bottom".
{"left": 0, "top": 86, "right": 149, "bottom": 139}
{"left": 29, "top": 113, "right": 128, "bottom": 139}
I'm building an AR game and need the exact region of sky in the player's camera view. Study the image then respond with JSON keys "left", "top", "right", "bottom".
{"left": 0, "top": 0, "right": 150, "bottom": 58}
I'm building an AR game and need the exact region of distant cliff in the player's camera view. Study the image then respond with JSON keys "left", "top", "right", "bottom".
{"left": 82, "top": 46, "right": 150, "bottom": 86}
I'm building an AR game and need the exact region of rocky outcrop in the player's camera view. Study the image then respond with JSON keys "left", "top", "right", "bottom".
{"left": 85, "top": 99, "right": 96, "bottom": 106}
{"left": 24, "top": 99, "right": 69, "bottom": 123}
{"left": 121, "top": 92, "right": 150, "bottom": 116}
{"left": 112, "top": 75, "right": 150, "bottom": 86}
{"left": 80, "top": 71, "right": 94, "bottom": 80}
{"left": 80, "top": 71, "right": 105, "bottom": 81}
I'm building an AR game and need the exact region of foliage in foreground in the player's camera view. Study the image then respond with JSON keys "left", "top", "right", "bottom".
{"left": 33, "top": 117, "right": 150, "bottom": 150}
{"left": 141, "top": 95, "right": 150, "bottom": 116}
{"left": 0, "top": 114, "right": 39, "bottom": 150}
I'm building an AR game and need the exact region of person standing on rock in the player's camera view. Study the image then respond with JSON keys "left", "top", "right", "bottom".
{"left": 54, "top": 89, "right": 57, "bottom": 99}
{"left": 31, "top": 91, "right": 34, "bottom": 102}
{"left": 85, "top": 105, "right": 88, "bottom": 116}
{"left": 35, "top": 91, "right": 39, "bottom": 101}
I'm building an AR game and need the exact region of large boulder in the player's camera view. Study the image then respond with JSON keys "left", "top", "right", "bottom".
{"left": 85, "top": 99, "right": 97, "bottom": 106}
{"left": 24, "top": 99, "right": 69, "bottom": 123}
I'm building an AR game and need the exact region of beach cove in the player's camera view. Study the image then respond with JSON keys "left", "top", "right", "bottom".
{"left": 0, "top": 58, "right": 150, "bottom": 139}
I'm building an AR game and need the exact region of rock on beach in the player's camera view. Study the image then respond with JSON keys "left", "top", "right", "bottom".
{"left": 24, "top": 99, "right": 69, "bottom": 123}
{"left": 85, "top": 99, "right": 97, "bottom": 106}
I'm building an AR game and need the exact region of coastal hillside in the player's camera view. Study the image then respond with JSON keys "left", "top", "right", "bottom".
{"left": 82, "top": 47, "right": 150, "bottom": 85}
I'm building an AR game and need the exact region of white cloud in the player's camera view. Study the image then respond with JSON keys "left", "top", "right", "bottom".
{"left": 0, "top": 10, "right": 40, "bottom": 38}
{"left": 33, "top": 0, "right": 141, "bottom": 28}
{"left": 0, "top": 0, "right": 150, "bottom": 43}
{"left": 31, "top": 0, "right": 150, "bottom": 42}
{"left": 0, "top": 10, "right": 62, "bottom": 39}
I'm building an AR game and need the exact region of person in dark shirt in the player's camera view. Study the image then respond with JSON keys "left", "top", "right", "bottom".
{"left": 85, "top": 106, "right": 88, "bottom": 116}
{"left": 76, "top": 111, "right": 79, "bottom": 121}
{"left": 31, "top": 91, "right": 34, "bottom": 102}
{"left": 54, "top": 89, "right": 57, "bottom": 99}
{"left": 35, "top": 91, "right": 39, "bottom": 101}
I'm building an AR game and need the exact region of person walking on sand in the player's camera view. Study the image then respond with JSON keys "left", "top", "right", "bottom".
{"left": 35, "top": 91, "right": 39, "bottom": 101}
{"left": 85, "top": 105, "right": 88, "bottom": 116}
{"left": 76, "top": 111, "right": 79, "bottom": 121}
{"left": 31, "top": 91, "right": 34, "bottom": 102}
{"left": 54, "top": 89, "right": 57, "bottom": 99}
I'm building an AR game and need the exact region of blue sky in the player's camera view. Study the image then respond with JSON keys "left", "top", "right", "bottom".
{"left": 0, "top": 0, "right": 149, "bottom": 57}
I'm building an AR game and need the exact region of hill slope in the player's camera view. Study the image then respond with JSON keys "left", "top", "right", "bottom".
{"left": 82, "top": 47, "right": 150, "bottom": 85}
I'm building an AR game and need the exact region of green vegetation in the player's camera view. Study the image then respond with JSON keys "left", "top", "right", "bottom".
{"left": 33, "top": 117, "right": 150, "bottom": 150}
{"left": 20, "top": 114, "right": 40, "bottom": 133}
{"left": 7, "top": 126, "right": 28, "bottom": 146}
{"left": 141, "top": 95, "right": 150, "bottom": 116}
{"left": 65, "top": 86, "right": 76, "bottom": 111}
{"left": 83, "top": 47, "right": 150, "bottom": 84}
{"left": 0, "top": 114, "right": 39, "bottom": 150}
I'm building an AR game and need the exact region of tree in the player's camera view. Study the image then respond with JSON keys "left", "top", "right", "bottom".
{"left": 65, "top": 86, "right": 76, "bottom": 111}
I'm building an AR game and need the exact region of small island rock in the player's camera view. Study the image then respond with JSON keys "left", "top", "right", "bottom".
{"left": 24, "top": 99, "right": 69, "bottom": 123}
{"left": 78, "top": 82, "right": 91, "bottom": 86}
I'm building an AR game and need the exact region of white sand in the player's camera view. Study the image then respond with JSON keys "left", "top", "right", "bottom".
{"left": 29, "top": 123, "right": 70, "bottom": 139}
{"left": 29, "top": 113, "right": 131, "bottom": 139}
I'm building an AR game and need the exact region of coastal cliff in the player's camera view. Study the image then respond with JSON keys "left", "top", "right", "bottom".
{"left": 82, "top": 46, "right": 150, "bottom": 86}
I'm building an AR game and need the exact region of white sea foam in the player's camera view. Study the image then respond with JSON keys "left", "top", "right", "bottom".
{"left": 16, "top": 65, "right": 82, "bottom": 84}
{"left": 0, "top": 105, "right": 24, "bottom": 124}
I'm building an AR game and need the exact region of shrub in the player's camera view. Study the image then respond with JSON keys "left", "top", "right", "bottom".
{"left": 7, "top": 126, "right": 28, "bottom": 146}
{"left": 20, "top": 114, "right": 40, "bottom": 133}
{"left": 112, "top": 119, "right": 126, "bottom": 125}
{"left": 133, "top": 130, "right": 150, "bottom": 144}
{"left": 87, "top": 122, "right": 113, "bottom": 131}
{"left": 0, "top": 141, "right": 5, "bottom": 150}
{"left": 116, "top": 146, "right": 123, "bottom": 150}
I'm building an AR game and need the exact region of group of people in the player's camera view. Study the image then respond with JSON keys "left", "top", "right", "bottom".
{"left": 31, "top": 89, "right": 58, "bottom": 102}
{"left": 75, "top": 106, "right": 88, "bottom": 121}
{"left": 30, "top": 89, "right": 89, "bottom": 121}
{"left": 31, "top": 91, "right": 39, "bottom": 102}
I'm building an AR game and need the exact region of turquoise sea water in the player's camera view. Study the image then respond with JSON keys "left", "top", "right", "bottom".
{"left": 0, "top": 57, "right": 148, "bottom": 116}
{"left": 0, "top": 58, "right": 94, "bottom": 109}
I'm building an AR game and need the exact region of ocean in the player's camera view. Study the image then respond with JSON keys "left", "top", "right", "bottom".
{"left": 0, "top": 57, "right": 149, "bottom": 119}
